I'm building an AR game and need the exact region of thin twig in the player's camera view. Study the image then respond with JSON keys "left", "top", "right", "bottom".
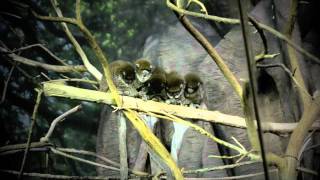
{"left": 32, "top": 11, "right": 78, "bottom": 25}
{"left": 302, "top": 143, "right": 320, "bottom": 152}
{"left": 249, "top": 16, "right": 268, "bottom": 57}
{"left": 296, "top": 166, "right": 318, "bottom": 176}
{"left": 144, "top": 110, "right": 259, "bottom": 160}
{"left": 47, "top": 78, "right": 98, "bottom": 85}
{"left": 254, "top": 53, "right": 280, "bottom": 61}
{"left": 183, "top": 161, "right": 258, "bottom": 174}
{"left": 40, "top": 105, "right": 82, "bottom": 143}
{"left": 0, "top": 142, "right": 52, "bottom": 155}
{"left": 18, "top": 89, "right": 43, "bottom": 179}
{"left": 10, "top": 43, "right": 67, "bottom": 65}
{"left": 49, "top": 0, "right": 102, "bottom": 81}
{"left": 50, "top": 147, "right": 121, "bottom": 173}
{"left": 184, "top": 169, "right": 278, "bottom": 179}
{"left": 237, "top": 1, "right": 269, "bottom": 178}
{"left": 1, "top": 64, "right": 15, "bottom": 104}
{"left": 257, "top": 63, "right": 312, "bottom": 99}
{"left": 1, "top": 169, "right": 119, "bottom": 179}
{"left": 0, "top": 48, "right": 87, "bottom": 73}
{"left": 57, "top": 148, "right": 120, "bottom": 167}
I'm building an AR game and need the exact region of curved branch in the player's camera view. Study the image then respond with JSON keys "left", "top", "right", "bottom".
{"left": 40, "top": 105, "right": 82, "bottom": 143}
{"left": 178, "top": 15, "right": 243, "bottom": 99}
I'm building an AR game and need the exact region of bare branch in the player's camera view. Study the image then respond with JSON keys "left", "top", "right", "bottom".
{"left": 48, "top": 78, "right": 98, "bottom": 85}
{"left": 296, "top": 166, "right": 318, "bottom": 176}
{"left": 49, "top": 0, "right": 102, "bottom": 81}
{"left": 257, "top": 63, "right": 312, "bottom": 99}
{"left": 184, "top": 161, "right": 258, "bottom": 174}
{"left": 0, "top": 142, "right": 52, "bottom": 155}
{"left": 10, "top": 43, "right": 68, "bottom": 65}
{"left": 178, "top": 16, "right": 243, "bottom": 99}
{"left": 0, "top": 169, "right": 119, "bottom": 179}
{"left": 57, "top": 148, "right": 120, "bottom": 167}
{"left": 47, "top": 0, "right": 183, "bottom": 177}
{"left": 18, "top": 89, "right": 42, "bottom": 179}
{"left": 43, "top": 83, "right": 320, "bottom": 133}
{"left": 166, "top": 1, "right": 320, "bottom": 65}
{"left": 0, "top": 49, "right": 87, "bottom": 73}
{"left": 50, "top": 147, "right": 120, "bottom": 172}
{"left": 0, "top": 64, "right": 15, "bottom": 104}
{"left": 166, "top": 0, "right": 240, "bottom": 24}
{"left": 40, "top": 105, "right": 82, "bottom": 143}
{"left": 32, "top": 11, "right": 78, "bottom": 25}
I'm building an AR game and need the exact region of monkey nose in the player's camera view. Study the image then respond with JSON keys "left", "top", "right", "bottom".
{"left": 187, "top": 88, "right": 194, "bottom": 93}
{"left": 142, "top": 70, "right": 149, "bottom": 77}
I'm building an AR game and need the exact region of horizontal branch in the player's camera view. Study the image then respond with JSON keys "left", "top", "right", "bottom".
{"left": 1, "top": 50, "right": 86, "bottom": 73}
{"left": 42, "top": 83, "right": 320, "bottom": 133}
{"left": 0, "top": 142, "right": 52, "bottom": 155}
{"left": 0, "top": 169, "right": 118, "bottom": 179}
{"left": 32, "top": 11, "right": 78, "bottom": 25}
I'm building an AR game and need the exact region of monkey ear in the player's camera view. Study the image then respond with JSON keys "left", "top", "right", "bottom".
{"left": 135, "top": 63, "right": 140, "bottom": 68}
{"left": 150, "top": 65, "right": 153, "bottom": 70}
{"left": 180, "top": 84, "right": 184, "bottom": 89}
{"left": 198, "top": 82, "right": 201, "bottom": 86}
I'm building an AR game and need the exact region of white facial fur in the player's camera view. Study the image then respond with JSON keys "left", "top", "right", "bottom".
{"left": 136, "top": 70, "right": 152, "bottom": 83}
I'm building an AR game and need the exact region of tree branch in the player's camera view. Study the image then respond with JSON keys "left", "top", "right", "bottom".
{"left": 42, "top": 82, "right": 320, "bottom": 134}
{"left": 40, "top": 105, "right": 82, "bottom": 143}
{"left": 46, "top": 1, "right": 183, "bottom": 178}
{"left": 166, "top": 0, "right": 320, "bottom": 65}
{"left": 18, "top": 89, "right": 42, "bottom": 179}
{"left": 0, "top": 49, "right": 86, "bottom": 73}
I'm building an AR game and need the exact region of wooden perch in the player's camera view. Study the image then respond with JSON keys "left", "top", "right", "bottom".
{"left": 43, "top": 82, "right": 320, "bottom": 133}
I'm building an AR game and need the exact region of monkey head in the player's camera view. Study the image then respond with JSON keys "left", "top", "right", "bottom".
{"left": 134, "top": 59, "right": 153, "bottom": 83}
{"left": 184, "top": 73, "right": 204, "bottom": 107}
{"left": 112, "top": 60, "right": 135, "bottom": 85}
{"left": 165, "top": 71, "right": 185, "bottom": 100}
{"left": 184, "top": 73, "right": 202, "bottom": 95}
{"left": 145, "top": 67, "right": 166, "bottom": 101}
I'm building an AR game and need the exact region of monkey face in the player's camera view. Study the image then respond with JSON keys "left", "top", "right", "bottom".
{"left": 166, "top": 82, "right": 184, "bottom": 99}
{"left": 135, "top": 59, "right": 153, "bottom": 83}
{"left": 121, "top": 67, "right": 135, "bottom": 85}
{"left": 147, "top": 76, "right": 166, "bottom": 94}
{"left": 184, "top": 73, "right": 202, "bottom": 96}
{"left": 185, "top": 82, "right": 201, "bottom": 95}
{"left": 166, "top": 71, "right": 185, "bottom": 99}
{"left": 111, "top": 61, "right": 135, "bottom": 85}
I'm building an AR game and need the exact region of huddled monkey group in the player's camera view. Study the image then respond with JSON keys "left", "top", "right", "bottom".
{"left": 103, "top": 59, "right": 205, "bottom": 107}
{"left": 100, "top": 58, "right": 207, "bottom": 170}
